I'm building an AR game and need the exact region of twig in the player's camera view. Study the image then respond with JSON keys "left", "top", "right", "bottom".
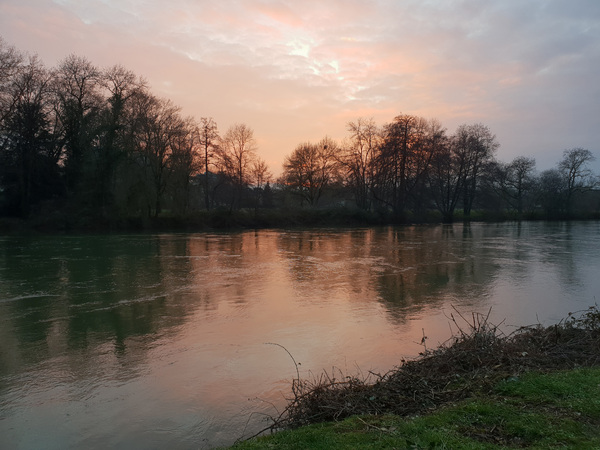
{"left": 356, "top": 416, "right": 393, "bottom": 432}
{"left": 265, "top": 342, "right": 301, "bottom": 382}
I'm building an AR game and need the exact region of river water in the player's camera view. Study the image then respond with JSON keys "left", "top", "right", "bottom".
{"left": 1, "top": 221, "right": 599, "bottom": 448}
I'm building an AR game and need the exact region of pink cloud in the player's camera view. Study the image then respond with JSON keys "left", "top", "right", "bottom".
{"left": 1, "top": 0, "right": 599, "bottom": 174}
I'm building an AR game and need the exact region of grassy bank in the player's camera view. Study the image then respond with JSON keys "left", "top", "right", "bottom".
{"left": 233, "top": 368, "right": 600, "bottom": 449}
{"left": 231, "top": 307, "right": 600, "bottom": 449}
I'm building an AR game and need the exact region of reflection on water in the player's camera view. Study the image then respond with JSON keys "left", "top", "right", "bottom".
{"left": 1, "top": 222, "right": 599, "bottom": 448}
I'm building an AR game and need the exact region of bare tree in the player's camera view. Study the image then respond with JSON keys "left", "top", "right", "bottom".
{"left": 282, "top": 138, "right": 339, "bottom": 207}
{"left": 505, "top": 156, "right": 536, "bottom": 217}
{"left": 426, "top": 133, "right": 465, "bottom": 223}
{"left": 217, "top": 123, "right": 258, "bottom": 209}
{"left": 342, "top": 117, "right": 381, "bottom": 211}
{"left": 198, "top": 117, "right": 219, "bottom": 210}
{"left": 455, "top": 123, "right": 499, "bottom": 217}
{"left": 169, "top": 116, "right": 200, "bottom": 215}
{"left": 0, "top": 55, "right": 59, "bottom": 216}
{"left": 537, "top": 169, "right": 566, "bottom": 218}
{"left": 0, "top": 37, "right": 24, "bottom": 132}
{"left": 558, "top": 148, "right": 597, "bottom": 216}
{"left": 249, "top": 157, "right": 273, "bottom": 210}
{"left": 130, "top": 92, "right": 185, "bottom": 217}
{"left": 52, "top": 54, "right": 103, "bottom": 193}
{"left": 378, "top": 114, "right": 420, "bottom": 216}
{"left": 411, "top": 118, "right": 447, "bottom": 218}
{"left": 250, "top": 157, "right": 272, "bottom": 189}
{"left": 375, "top": 114, "right": 439, "bottom": 219}
{"left": 96, "top": 64, "right": 146, "bottom": 211}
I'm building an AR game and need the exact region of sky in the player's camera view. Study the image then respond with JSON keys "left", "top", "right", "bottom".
{"left": 1, "top": 0, "right": 599, "bottom": 175}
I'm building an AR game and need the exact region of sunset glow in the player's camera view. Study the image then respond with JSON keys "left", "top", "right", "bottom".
{"left": 1, "top": 0, "right": 599, "bottom": 174}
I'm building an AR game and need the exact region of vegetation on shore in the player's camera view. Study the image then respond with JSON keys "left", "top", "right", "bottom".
{"left": 1, "top": 38, "right": 599, "bottom": 231}
{"left": 232, "top": 306, "right": 600, "bottom": 448}
{"left": 2, "top": 206, "right": 600, "bottom": 235}
{"left": 232, "top": 368, "right": 600, "bottom": 449}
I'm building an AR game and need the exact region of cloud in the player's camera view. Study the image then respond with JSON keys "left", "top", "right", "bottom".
{"left": 1, "top": 0, "right": 599, "bottom": 173}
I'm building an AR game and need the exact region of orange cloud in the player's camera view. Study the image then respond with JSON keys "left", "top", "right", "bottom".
{"left": 1, "top": 0, "right": 599, "bottom": 174}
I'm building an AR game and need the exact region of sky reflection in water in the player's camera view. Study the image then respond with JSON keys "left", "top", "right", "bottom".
{"left": 0, "top": 221, "right": 599, "bottom": 448}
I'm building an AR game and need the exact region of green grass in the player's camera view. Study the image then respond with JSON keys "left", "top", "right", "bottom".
{"left": 231, "top": 368, "right": 600, "bottom": 449}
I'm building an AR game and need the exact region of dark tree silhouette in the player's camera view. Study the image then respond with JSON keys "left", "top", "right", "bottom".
{"left": 0, "top": 56, "right": 60, "bottom": 216}
{"left": 281, "top": 138, "right": 339, "bottom": 207}
{"left": 558, "top": 148, "right": 597, "bottom": 216}
{"left": 198, "top": 117, "right": 219, "bottom": 210}
{"left": 217, "top": 123, "right": 258, "bottom": 210}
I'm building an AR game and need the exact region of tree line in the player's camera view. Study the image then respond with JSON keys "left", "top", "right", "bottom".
{"left": 281, "top": 117, "right": 598, "bottom": 222}
{"left": 0, "top": 38, "right": 270, "bottom": 224}
{"left": 1, "top": 38, "right": 598, "bottom": 229}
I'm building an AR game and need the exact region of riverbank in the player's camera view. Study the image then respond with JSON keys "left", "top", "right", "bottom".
{"left": 2, "top": 207, "right": 600, "bottom": 234}
{"left": 232, "top": 306, "right": 600, "bottom": 448}
{"left": 0, "top": 208, "right": 384, "bottom": 233}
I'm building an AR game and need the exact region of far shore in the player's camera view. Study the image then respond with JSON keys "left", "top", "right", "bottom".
{"left": 2, "top": 207, "right": 599, "bottom": 235}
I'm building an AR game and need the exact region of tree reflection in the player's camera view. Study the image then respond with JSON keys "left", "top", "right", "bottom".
{"left": 274, "top": 225, "right": 508, "bottom": 324}
{"left": 1, "top": 223, "right": 597, "bottom": 380}
{"left": 0, "top": 235, "right": 203, "bottom": 376}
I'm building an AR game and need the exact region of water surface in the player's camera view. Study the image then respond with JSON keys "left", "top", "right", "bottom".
{"left": 1, "top": 222, "right": 599, "bottom": 448}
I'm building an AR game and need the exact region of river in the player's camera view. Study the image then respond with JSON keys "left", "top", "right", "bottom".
{"left": 1, "top": 221, "right": 599, "bottom": 448}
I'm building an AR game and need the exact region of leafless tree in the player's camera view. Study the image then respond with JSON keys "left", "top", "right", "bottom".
{"left": 375, "top": 114, "right": 440, "bottom": 218}
{"left": 454, "top": 123, "right": 499, "bottom": 217}
{"left": 129, "top": 92, "right": 186, "bottom": 217}
{"left": 426, "top": 132, "right": 465, "bottom": 223}
{"left": 0, "top": 55, "right": 59, "bottom": 216}
{"left": 95, "top": 64, "right": 146, "bottom": 211}
{"left": 504, "top": 156, "right": 536, "bottom": 217}
{"left": 0, "top": 37, "right": 24, "bottom": 133}
{"left": 249, "top": 157, "right": 273, "bottom": 210}
{"left": 169, "top": 116, "right": 201, "bottom": 215}
{"left": 198, "top": 117, "right": 219, "bottom": 210}
{"left": 250, "top": 157, "right": 272, "bottom": 189}
{"left": 341, "top": 117, "right": 381, "bottom": 211}
{"left": 537, "top": 168, "right": 566, "bottom": 218}
{"left": 281, "top": 137, "right": 339, "bottom": 207}
{"left": 217, "top": 123, "right": 258, "bottom": 209}
{"left": 52, "top": 54, "right": 103, "bottom": 192}
{"left": 558, "top": 148, "right": 597, "bottom": 216}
